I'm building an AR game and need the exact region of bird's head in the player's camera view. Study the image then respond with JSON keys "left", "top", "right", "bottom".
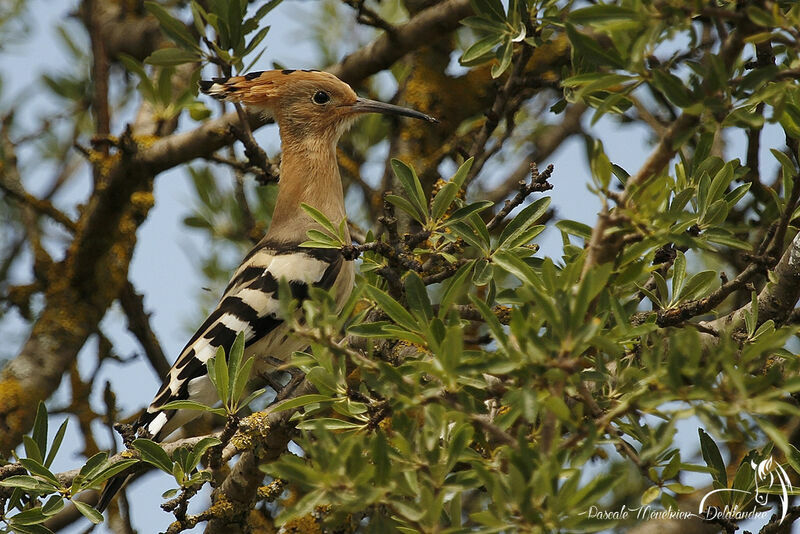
{"left": 200, "top": 69, "right": 437, "bottom": 143}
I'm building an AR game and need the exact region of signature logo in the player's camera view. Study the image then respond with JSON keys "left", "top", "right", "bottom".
{"left": 697, "top": 457, "right": 792, "bottom": 524}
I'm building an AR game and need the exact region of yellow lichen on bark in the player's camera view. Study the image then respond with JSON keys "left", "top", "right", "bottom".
{"left": 0, "top": 377, "right": 35, "bottom": 454}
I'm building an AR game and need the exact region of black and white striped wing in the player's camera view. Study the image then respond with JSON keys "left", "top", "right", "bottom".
{"left": 139, "top": 243, "right": 343, "bottom": 440}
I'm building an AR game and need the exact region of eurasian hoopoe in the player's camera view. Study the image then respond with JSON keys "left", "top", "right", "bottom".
{"left": 97, "top": 69, "right": 436, "bottom": 512}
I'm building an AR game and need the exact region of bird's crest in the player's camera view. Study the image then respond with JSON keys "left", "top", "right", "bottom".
{"left": 198, "top": 69, "right": 353, "bottom": 107}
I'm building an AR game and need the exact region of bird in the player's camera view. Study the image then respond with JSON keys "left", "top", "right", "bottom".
{"left": 96, "top": 69, "right": 437, "bottom": 512}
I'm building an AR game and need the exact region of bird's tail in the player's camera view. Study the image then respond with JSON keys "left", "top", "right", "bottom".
{"left": 96, "top": 472, "right": 133, "bottom": 513}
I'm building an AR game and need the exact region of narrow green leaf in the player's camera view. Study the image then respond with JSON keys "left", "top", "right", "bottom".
{"left": 243, "top": 25, "right": 270, "bottom": 56}
{"left": 145, "top": 47, "right": 200, "bottom": 67}
{"left": 238, "top": 388, "right": 267, "bottom": 408}
{"left": 300, "top": 203, "right": 339, "bottom": 236}
{"left": 31, "top": 402, "right": 48, "bottom": 461}
{"left": 468, "top": 295, "right": 506, "bottom": 347}
{"left": 232, "top": 357, "right": 255, "bottom": 406}
{"left": 652, "top": 70, "right": 692, "bottom": 108}
{"left": 23, "top": 436, "right": 43, "bottom": 465}
{"left": 438, "top": 262, "right": 474, "bottom": 319}
{"left": 385, "top": 194, "right": 426, "bottom": 223}
{"left": 497, "top": 197, "right": 551, "bottom": 249}
{"left": 365, "top": 285, "right": 420, "bottom": 333}
{"left": 268, "top": 394, "right": 332, "bottom": 414}
{"left": 41, "top": 495, "right": 64, "bottom": 516}
{"left": 678, "top": 270, "right": 716, "bottom": 301}
{"left": 73, "top": 500, "right": 103, "bottom": 524}
{"left": 555, "top": 219, "right": 592, "bottom": 240}
{"left": 0, "top": 475, "right": 58, "bottom": 493}
{"left": 470, "top": 0, "right": 506, "bottom": 21}
{"left": 44, "top": 418, "right": 68, "bottom": 469}
{"left": 145, "top": 1, "right": 201, "bottom": 50}
{"left": 295, "top": 418, "right": 363, "bottom": 431}
{"left": 699, "top": 429, "right": 727, "bottom": 487}
{"left": 565, "top": 23, "right": 624, "bottom": 69}
{"left": 161, "top": 399, "right": 221, "bottom": 413}
{"left": 132, "top": 439, "right": 173, "bottom": 474}
{"left": 84, "top": 459, "right": 138, "bottom": 488}
{"left": 405, "top": 272, "right": 433, "bottom": 324}
{"left": 391, "top": 159, "right": 428, "bottom": 223}
{"left": 187, "top": 437, "right": 223, "bottom": 470}
{"left": 227, "top": 332, "right": 246, "bottom": 401}
{"left": 19, "top": 459, "right": 59, "bottom": 487}
{"left": 8, "top": 508, "right": 48, "bottom": 526}
{"left": 214, "top": 346, "right": 229, "bottom": 406}
{"left": 708, "top": 162, "right": 735, "bottom": 203}
{"left": 491, "top": 38, "right": 513, "bottom": 78}
{"left": 672, "top": 251, "right": 686, "bottom": 299}
{"left": 444, "top": 200, "right": 493, "bottom": 225}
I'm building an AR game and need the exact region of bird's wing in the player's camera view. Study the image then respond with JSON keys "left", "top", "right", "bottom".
{"left": 138, "top": 240, "right": 344, "bottom": 440}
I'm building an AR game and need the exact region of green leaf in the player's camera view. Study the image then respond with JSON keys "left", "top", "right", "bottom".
{"left": 19, "top": 459, "right": 59, "bottom": 487}
{"left": 238, "top": 388, "right": 267, "bottom": 408}
{"left": 300, "top": 203, "right": 340, "bottom": 238}
{"left": 133, "top": 439, "right": 174, "bottom": 474}
{"left": 268, "top": 394, "right": 332, "bottom": 414}
{"left": 227, "top": 332, "right": 246, "bottom": 401}
{"left": 145, "top": 1, "right": 201, "bottom": 51}
{"left": 470, "top": 0, "right": 505, "bottom": 21}
{"left": 491, "top": 38, "right": 513, "bottom": 78}
{"left": 295, "top": 418, "right": 363, "bottom": 431}
{"left": 460, "top": 16, "right": 506, "bottom": 32}
{"left": 184, "top": 437, "right": 222, "bottom": 471}
{"left": 8, "top": 508, "right": 48, "bottom": 526}
{"left": 161, "top": 399, "right": 221, "bottom": 413}
{"left": 745, "top": 5, "right": 774, "bottom": 27}
{"left": 555, "top": 219, "right": 593, "bottom": 240}
{"left": 652, "top": 70, "right": 692, "bottom": 108}
{"left": 430, "top": 183, "right": 458, "bottom": 222}
{"left": 565, "top": 23, "right": 624, "bottom": 69}
{"left": 385, "top": 195, "right": 426, "bottom": 224}
{"left": 232, "top": 357, "right": 255, "bottom": 407}
{"left": 213, "top": 345, "right": 229, "bottom": 406}
{"left": 22, "top": 436, "right": 43, "bottom": 465}
{"left": 708, "top": 162, "right": 735, "bottom": 203}
{"left": 445, "top": 200, "right": 493, "bottom": 225}
{"left": 44, "top": 418, "right": 68, "bottom": 469}
{"left": 145, "top": 47, "right": 201, "bottom": 67}
{"left": 438, "top": 262, "right": 474, "bottom": 319}
{"left": 641, "top": 485, "right": 661, "bottom": 505}
{"left": 243, "top": 26, "right": 270, "bottom": 56}
{"left": 391, "top": 159, "right": 428, "bottom": 223}
{"left": 468, "top": 295, "right": 506, "bottom": 348}
{"left": 84, "top": 459, "right": 138, "bottom": 488}
{"left": 568, "top": 5, "right": 638, "bottom": 22}
{"left": 365, "top": 285, "right": 420, "bottom": 333}
{"left": 699, "top": 429, "right": 727, "bottom": 487}
{"left": 677, "top": 270, "right": 716, "bottom": 301}
{"left": 433, "top": 157, "right": 475, "bottom": 222}
{"left": 671, "top": 251, "right": 686, "bottom": 299}
{"left": 0, "top": 475, "right": 58, "bottom": 493}
{"left": 41, "top": 495, "right": 64, "bottom": 516}
{"left": 72, "top": 500, "right": 103, "bottom": 524}
{"left": 405, "top": 272, "right": 433, "bottom": 324}
{"left": 31, "top": 402, "right": 48, "bottom": 462}
{"left": 461, "top": 35, "right": 502, "bottom": 65}
{"left": 497, "top": 197, "right": 551, "bottom": 250}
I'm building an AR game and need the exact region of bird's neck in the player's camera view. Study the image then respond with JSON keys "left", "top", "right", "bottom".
{"left": 266, "top": 134, "right": 349, "bottom": 244}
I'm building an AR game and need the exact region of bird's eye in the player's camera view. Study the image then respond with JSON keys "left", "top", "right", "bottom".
{"left": 312, "top": 91, "right": 330, "bottom": 105}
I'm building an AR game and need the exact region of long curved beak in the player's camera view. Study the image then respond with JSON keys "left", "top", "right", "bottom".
{"left": 350, "top": 97, "right": 439, "bottom": 123}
